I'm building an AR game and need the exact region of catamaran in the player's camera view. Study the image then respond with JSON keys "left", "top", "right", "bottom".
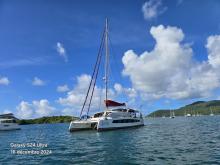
{"left": 69, "top": 19, "right": 144, "bottom": 132}
{"left": 0, "top": 113, "right": 20, "bottom": 131}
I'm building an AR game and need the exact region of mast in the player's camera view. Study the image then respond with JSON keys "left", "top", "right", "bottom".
{"left": 104, "top": 18, "right": 109, "bottom": 106}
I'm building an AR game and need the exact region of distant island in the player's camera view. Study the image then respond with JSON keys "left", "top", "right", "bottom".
{"left": 147, "top": 100, "right": 220, "bottom": 117}
{"left": 18, "top": 116, "right": 78, "bottom": 125}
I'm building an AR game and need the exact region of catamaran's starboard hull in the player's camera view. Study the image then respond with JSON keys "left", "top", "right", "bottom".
{"left": 97, "top": 118, "right": 144, "bottom": 131}
{"left": 97, "top": 124, "right": 144, "bottom": 131}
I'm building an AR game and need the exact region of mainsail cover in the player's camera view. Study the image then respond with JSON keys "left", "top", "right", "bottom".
{"left": 104, "top": 100, "right": 126, "bottom": 107}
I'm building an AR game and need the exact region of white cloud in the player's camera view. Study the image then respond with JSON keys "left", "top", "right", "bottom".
{"left": 114, "top": 83, "right": 123, "bottom": 94}
{"left": 142, "top": 0, "right": 167, "bottom": 20}
{"left": 58, "top": 74, "right": 115, "bottom": 115}
{"left": 56, "top": 42, "right": 68, "bottom": 62}
{"left": 0, "top": 76, "right": 10, "bottom": 85}
{"left": 58, "top": 74, "right": 95, "bottom": 108}
{"left": 114, "top": 83, "right": 137, "bottom": 98}
{"left": 61, "top": 108, "right": 74, "bottom": 116}
{"left": 33, "top": 99, "right": 56, "bottom": 116}
{"left": 32, "top": 77, "right": 46, "bottom": 86}
{"left": 16, "top": 101, "right": 34, "bottom": 119}
{"left": 125, "top": 88, "right": 138, "bottom": 98}
{"left": 206, "top": 35, "right": 220, "bottom": 68}
{"left": 2, "top": 109, "right": 12, "bottom": 114}
{"left": 122, "top": 25, "right": 220, "bottom": 100}
{"left": 57, "top": 84, "right": 69, "bottom": 92}
{"left": 16, "top": 99, "right": 56, "bottom": 119}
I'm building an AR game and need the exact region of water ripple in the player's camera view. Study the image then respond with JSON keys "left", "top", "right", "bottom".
{"left": 1, "top": 117, "right": 220, "bottom": 164}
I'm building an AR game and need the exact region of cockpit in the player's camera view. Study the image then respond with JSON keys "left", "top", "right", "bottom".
{"left": 93, "top": 112, "right": 104, "bottom": 118}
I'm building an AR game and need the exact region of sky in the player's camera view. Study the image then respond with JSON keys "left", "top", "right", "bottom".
{"left": 1, "top": 0, "right": 220, "bottom": 118}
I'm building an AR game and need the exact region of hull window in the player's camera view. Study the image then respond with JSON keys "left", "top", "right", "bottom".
{"left": 112, "top": 119, "right": 140, "bottom": 123}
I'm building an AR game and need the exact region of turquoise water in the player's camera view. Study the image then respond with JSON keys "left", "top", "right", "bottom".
{"left": 1, "top": 116, "right": 220, "bottom": 164}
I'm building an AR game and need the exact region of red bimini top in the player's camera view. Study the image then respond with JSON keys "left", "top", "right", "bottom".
{"left": 104, "top": 100, "right": 126, "bottom": 107}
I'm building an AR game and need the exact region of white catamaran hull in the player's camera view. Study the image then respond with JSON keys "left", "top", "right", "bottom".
{"left": 69, "top": 117, "right": 144, "bottom": 132}
{"left": 97, "top": 118, "right": 144, "bottom": 131}
{"left": 0, "top": 123, "right": 20, "bottom": 131}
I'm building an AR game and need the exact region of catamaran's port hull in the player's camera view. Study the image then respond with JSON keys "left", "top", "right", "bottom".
{"left": 69, "top": 127, "right": 93, "bottom": 132}
{"left": 69, "top": 121, "right": 97, "bottom": 132}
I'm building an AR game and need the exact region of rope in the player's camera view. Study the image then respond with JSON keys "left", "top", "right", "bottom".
{"left": 79, "top": 27, "right": 106, "bottom": 118}
{"left": 86, "top": 36, "right": 105, "bottom": 116}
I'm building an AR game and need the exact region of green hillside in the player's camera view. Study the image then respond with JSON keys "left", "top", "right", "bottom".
{"left": 147, "top": 100, "right": 220, "bottom": 117}
{"left": 18, "top": 116, "right": 78, "bottom": 125}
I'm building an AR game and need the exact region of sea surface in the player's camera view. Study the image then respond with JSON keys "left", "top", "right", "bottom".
{"left": 1, "top": 116, "right": 220, "bottom": 165}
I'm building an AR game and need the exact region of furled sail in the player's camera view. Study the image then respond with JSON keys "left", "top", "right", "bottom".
{"left": 104, "top": 100, "right": 126, "bottom": 107}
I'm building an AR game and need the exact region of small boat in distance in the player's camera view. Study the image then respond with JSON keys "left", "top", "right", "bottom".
{"left": 186, "top": 113, "right": 191, "bottom": 117}
{"left": 210, "top": 107, "right": 214, "bottom": 116}
{"left": 170, "top": 110, "right": 175, "bottom": 118}
{"left": 69, "top": 19, "right": 144, "bottom": 132}
{"left": 0, "top": 113, "right": 20, "bottom": 131}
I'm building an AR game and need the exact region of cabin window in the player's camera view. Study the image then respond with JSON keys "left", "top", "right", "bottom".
{"left": 112, "top": 119, "right": 140, "bottom": 123}
{"left": 1, "top": 120, "right": 16, "bottom": 123}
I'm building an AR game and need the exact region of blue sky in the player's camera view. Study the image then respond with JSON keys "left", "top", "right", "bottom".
{"left": 1, "top": 0, "right": 220, "bottom": 118}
